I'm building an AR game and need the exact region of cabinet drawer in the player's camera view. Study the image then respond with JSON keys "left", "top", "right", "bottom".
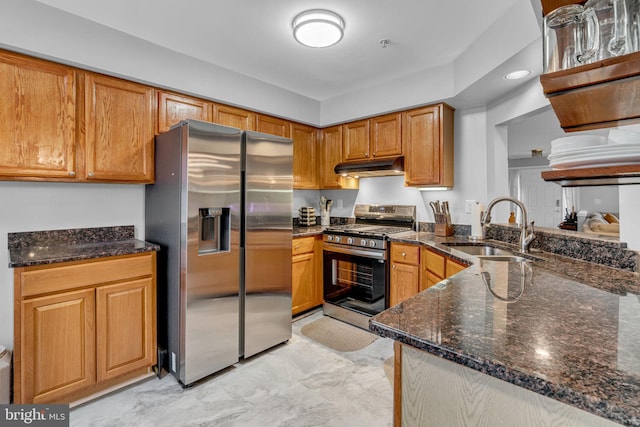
{"left": 19, "top": 253, "right": 154, "bottom": 298}
{"left": 292, "top": 237, "right": 316, "bottom": 256}
{"left": 423, "top": 248, "right": 446, "bottom": 278}
{"left": 391, "top": 243, "right": 420, "bottom": 265}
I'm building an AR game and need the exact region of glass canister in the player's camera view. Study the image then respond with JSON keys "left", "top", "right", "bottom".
{"left": 543, "top": 4, "right": 600, "bottom": 73}
{"left": 630, "top": 0, "right": 640, "bottom": 51}
{"left": 585, "top": 0, "right": 632, "bottom": 59}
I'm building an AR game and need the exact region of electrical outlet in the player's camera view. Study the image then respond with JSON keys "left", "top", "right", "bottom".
{"left": 464, "top": 200, "right": 475, "bottom": 214}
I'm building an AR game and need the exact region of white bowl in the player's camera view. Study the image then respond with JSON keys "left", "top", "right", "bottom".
{"left": 550, "top": 135, "right": 606, "bottom": 153}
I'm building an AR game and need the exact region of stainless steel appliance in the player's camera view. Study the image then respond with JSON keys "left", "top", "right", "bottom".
{"left": 145, "top": 120, "right": 292, "bottom": 387}
{"left": 323, "top": 204, "right": 416, "bottom": 329}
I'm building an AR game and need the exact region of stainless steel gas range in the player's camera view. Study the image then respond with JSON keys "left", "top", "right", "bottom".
{"left": 322, "top": 204, "right": 416, "bottom": 329}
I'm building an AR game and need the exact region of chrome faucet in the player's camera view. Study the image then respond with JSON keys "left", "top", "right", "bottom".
{"left": 481, "top": 196, "right": 535, "bottom": 253}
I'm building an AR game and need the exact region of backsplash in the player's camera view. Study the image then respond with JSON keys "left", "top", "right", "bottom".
{"left": 8, "top": 225, "right": 135, "bottom": 249}
{"left": 487, "top": 224, "right": 638, "bottom": 272}
{"left": 293, "top": 217, "right": 354, "bottom": 227}
{"left": 418, "top": 222, "right": 471, "bottom": 236}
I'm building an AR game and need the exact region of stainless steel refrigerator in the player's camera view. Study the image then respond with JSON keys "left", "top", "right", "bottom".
{"left": 145, "top": 120, "right": 292, "bottom": 386}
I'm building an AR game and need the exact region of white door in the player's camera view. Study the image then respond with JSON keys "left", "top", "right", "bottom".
{"left": 516, "top": 167, "right": 562, "bottom": 229}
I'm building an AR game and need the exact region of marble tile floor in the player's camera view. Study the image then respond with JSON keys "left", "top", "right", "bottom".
{"left": 70, "top": 310, "right": 394, "bottom": 427}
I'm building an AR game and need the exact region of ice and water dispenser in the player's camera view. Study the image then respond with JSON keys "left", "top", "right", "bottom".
{"left": 198, "top": 207, "right": 230, "bottom": 255}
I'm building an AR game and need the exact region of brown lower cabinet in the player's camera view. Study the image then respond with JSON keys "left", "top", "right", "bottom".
{"left": 292, "top": 236, "right": 323, "bottom": 315}
{"left": 390, "top": 243, "right": 421, "bottom": 307}
{"left": 13, "top": 252, "right": 157, "bottom": 404}
{"left": 390, "top": 243, "right": 471, "bottom": 307}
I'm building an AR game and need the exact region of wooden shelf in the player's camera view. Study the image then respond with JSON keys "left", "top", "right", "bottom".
{"left": 540, "top": 51, "right": 640, "bottom": 132}
{"left": 541, "top": 164, "right": 640, "bottom": 186}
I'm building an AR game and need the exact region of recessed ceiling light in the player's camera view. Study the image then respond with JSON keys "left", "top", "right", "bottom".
{"left": 504, "top": 70, "right": 531, "bottom": 80}
{"left": 292, "top": 10, "right": 344, "bottom": 48}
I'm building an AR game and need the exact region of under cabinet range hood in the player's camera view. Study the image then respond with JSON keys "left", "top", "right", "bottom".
{"left": 334, "top": 156, "right": 404, "bottom": 177}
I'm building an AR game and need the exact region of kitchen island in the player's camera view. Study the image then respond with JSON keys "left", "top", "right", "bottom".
{"left": 371, "top": 232, "right": 640, "bottom": 426}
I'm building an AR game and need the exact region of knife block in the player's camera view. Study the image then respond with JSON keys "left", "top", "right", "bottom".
{"left": 435, "top": 223, "right": 454, "bottom": 237}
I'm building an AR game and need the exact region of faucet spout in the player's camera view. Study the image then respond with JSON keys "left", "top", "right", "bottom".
{"left": 480, "top": 196, "right": 536, "bottom": 253}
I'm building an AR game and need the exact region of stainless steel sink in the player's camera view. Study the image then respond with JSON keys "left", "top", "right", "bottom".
{"left": 444, "top": 244, "right": 542, "bottom": 262}
{"left": 446, "top": 245, "right": 514, "bottom": 257}
{"left": 476, "top": 255, "right": 530, "bottom": 263}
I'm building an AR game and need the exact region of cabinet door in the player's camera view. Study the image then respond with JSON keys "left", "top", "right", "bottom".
{"left": 157, "top": 91, "right": 211, "bottom": 134}
{"left": 446, "top": 258, "right": 468, "bottom": 278}
{"left": 292, "top": 252, "right": 316, "bottom": 315}
{"left": 320, "top": 126, "right": 358, "bottom": 189}
{"left": 291, "top": 123, "right": 318, "bottom": 189}
{"left": 390, "top": 263, "right": 420, "bottom": 307}
{"left": 213, "top": 104, "right": 255, "bottom": 130}
{"left": 370, "top": 113, "right": 402, "bottom": 158}
{"left": 403, "top": 104, "right": 454, "bottom": 187}
{"left": 84, "top": 73, "right": 155, "bottom": 182}
{"left": 0, "top": 51, "right": 77, "bottom": 180}
{"left": 320, "top": 125, "right": 343, "bottom": 189}
{"left": 423, "top": 247, "right": 446, "bottom": 279}
{"left": 255, "top": 114, "right": 290, "bottom": 137}
{"left": 20, "top": 289, "right": 96, "bottom": 404}
{"left": 96, "top": 278, "right": 155, "bottom": 382}
{"left": 343, "top": 120, "right": 370, "bottom": 161}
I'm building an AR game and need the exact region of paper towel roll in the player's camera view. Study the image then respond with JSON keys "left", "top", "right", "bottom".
{"left": 471, "top": 202, "right": 484, "bottom": 238}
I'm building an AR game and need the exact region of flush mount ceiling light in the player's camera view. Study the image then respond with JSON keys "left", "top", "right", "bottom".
{"left": 292, "top": 9, "right": 344, "bottom": 48}
{"left": 504, "top": 69, "right": 531, "bottom": 80}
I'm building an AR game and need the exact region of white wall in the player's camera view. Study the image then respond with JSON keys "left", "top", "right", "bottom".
{"left": 0, "top": 182, "right": 145, "bottom": 350}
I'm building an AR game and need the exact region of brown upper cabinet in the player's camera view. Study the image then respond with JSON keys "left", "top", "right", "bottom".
{"left": 319, "top": 125, "right": 359, "bottom": 189}
{"left": 342, "top": 113, "right": 402, "bottom": 161}
{"left": 291, "top": 123, "right": 318, "bottom": 189}
{"left": 370, "top": 113, "right": 403, "bottom": 158}
{"left": 213, "top": 104, "right": 255, "bottom": 130}
{"left": 539, "top": 0, "right": 640, "bottom": 131}
{"left": 157, "top": 91, "right": 212, "bottom": 134}
{"left": 342, "top": 119, "right": 371, "bottom": 161}
{"left": 0, "top": 49, "right": 455, "bottom": 188}
{"left": 402, "top": 104, "right": 454, "bottom": 187}
{"left": 84, "top": 73, "right": 155, "bottom": 183}
{"left": 256, "top": 114, "right": 290, "bottom": 138}
{"left": 0, "top": 50, "right": 155, "bottom": 184}
{"left": 0, "top": 51, "right": 77, "bottom": 180}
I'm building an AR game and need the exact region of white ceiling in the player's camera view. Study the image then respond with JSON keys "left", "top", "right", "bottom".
{"left": 34, "top": 0, "right": 539, "bottom": 103}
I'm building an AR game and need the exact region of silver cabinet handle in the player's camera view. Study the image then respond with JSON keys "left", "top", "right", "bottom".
{"left": 392, "top": 264, "right": 396, "bottom": 269}
{"left": 69, "top": 171, "right": 75, "bottom": 177}
{"left": 88, "top": 172, "right": 94, "bottom": 177}
{"left": 402, "top": 252, "right": 406, "bottom": 257}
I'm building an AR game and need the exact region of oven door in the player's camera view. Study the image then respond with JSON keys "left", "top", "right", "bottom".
{"left": 323, "top": 242, "right": 389, "bottom": 317}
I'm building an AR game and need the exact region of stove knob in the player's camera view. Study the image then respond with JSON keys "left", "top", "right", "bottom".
{"left": 369, "top": 240, "right": 377, "bottom": 248}
{"left": 347, "top": 237, "right": 354, "bottom": 245}
{"left": 360, "top": 239, "right": 367, "bottom": 246}
{"left": 335, "top": 236, "right": 341, "bottom": 243}
{"left": 327, "top": 235, "right": 333, "bottom": 242}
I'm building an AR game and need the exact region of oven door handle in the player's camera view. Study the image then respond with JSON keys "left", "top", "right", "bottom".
{"left": 323, "top": 242, "right": 387, "bottom": 260}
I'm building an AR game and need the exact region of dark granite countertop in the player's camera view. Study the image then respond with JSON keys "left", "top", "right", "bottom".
{"left": 293, "top": 225, "right": 326, "bottom": 237}
{"left": 372, "top": 232, "right": 640, "bottom": 426}
{"left": 8, "top": 225, "right": 160, "bottom": 268}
